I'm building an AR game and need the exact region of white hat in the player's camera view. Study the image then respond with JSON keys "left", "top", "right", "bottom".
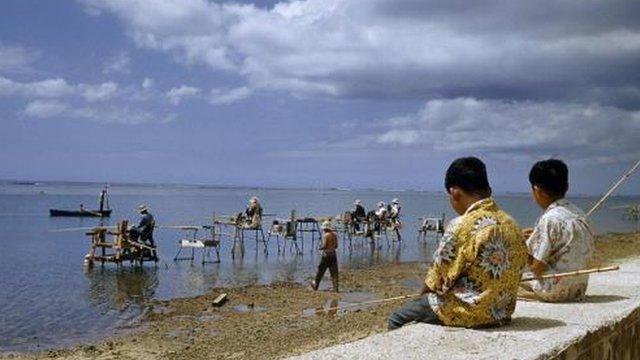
{"left": 392, "top": 198, "right": 400, "bottom": 204}
{"left": 354, "top": 199, "right": 362, "bottom": 205}
{"left": 250, "top": 196, "right": 259, "bottom": 203}
{"left": 321, "top": 221, "right": 333, "bottom": 230}
{"left": 378, "top": 201, "right": 386, "bottom": 207}
{"left": 137, "top": 204, "right": 149, "bottom": 213}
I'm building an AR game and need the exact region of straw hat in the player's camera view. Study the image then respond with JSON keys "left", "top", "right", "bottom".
{"left": 137, "top": 204, "right": 149, "bottom": 213}
{"left": 321, "top": 221, "right": 333, "bottom": 230}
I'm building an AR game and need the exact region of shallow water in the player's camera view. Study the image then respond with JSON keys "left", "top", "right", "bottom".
{"left": 0, "top": 181, "right": 637, "bottom": 351}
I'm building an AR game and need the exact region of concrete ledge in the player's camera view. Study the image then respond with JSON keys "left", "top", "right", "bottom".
{"left": 290, "top": 258, "right": 640, "bottom": 360}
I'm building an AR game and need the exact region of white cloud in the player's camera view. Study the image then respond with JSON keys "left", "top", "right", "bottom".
{"left": 102, "top": 53, "right": 131, "bottom": 74}
{"left": 166, "top": 85, "right": 201, "bottom": 105}
{"left": 0, "top": 76, "right": 119, "bottom": 101}
{"left": 79, "top": 82, "right": 118, "bottom": 102}
{"left": 209, "top": 86, "right": 251, "bottom": 105}
{"left": 23, "top": 99, "right": 176, "bottom": 124}
{"left": 80, "top": 0, "right": 640, "bottom": 106}
{"left": 23, "top": 100, "right": 68, "bottom": 118}
{"left": 365, "top": 98, "right": 640, "bottom": 161}
{"left": 0, "top": 77, "right": 75, "bottom": 98}
{"left": 142, "top": 77, "right": 154, "bottom": 90}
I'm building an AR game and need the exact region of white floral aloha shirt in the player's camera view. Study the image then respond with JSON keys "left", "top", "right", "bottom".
{"left": 525, "top": 198, "right": 594, "bottom": 302}
{"left": 425, "top": 198, "right": 527, "bottom": 328}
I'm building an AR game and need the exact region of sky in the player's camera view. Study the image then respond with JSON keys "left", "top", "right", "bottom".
{"left": 0, "top": 0, "right": 639, "bottom": 194}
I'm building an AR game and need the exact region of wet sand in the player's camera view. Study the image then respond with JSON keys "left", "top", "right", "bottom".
{"left": 3, "top": 232, "right": 639, "bottom": 360}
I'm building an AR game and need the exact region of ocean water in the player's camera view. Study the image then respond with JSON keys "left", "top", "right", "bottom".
{"left": 0, "top": 181, "right": 638, "bottom": 352}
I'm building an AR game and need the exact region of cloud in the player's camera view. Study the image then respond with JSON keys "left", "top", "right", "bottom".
{"left": 0, "top": 43, "right": 37, "bottom": 73}
{"left": 0, "top": 77, "right": 75, "bottom": 98}
{"left": 79, "top": 82, "right": 118, "bottom": 101}
{"left": 80, "top": 0, "right": 640, "bottom": 108}
{"left": 166, "top": 85, "right": 201, "bottom": 105}
{"left": 3, "top": 76, "right": 173, "bottom": 125}
{"left": 102, "top": 52, "right": 131, "bottom": 74}
{"left": 22, "top": 99, "right": 176, "bottom": 124}
{"left": 353, "top": 98, "right": 640, "bottom": 162}
{"left": 142, "top": 77, "right": 154, "bottom": 90}
{"left": 0, "top": 76, "right": 118, "bottom": 101}
{"left": 209, "top": 86, "right": 251, "bottom": 105}
{"left": 23, "top": 100, "right": 68, "bottom": 118}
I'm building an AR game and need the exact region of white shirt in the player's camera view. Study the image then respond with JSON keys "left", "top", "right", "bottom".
{"left": 390, "top": 204, "right": 401, "bottom": 218}
{"left": 526, "top": 199, "right": 594, "bottom": 301}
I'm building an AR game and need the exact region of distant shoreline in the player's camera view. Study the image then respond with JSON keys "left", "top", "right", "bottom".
{"left": 2, "top": 179, "right": 638, "bottom": 197}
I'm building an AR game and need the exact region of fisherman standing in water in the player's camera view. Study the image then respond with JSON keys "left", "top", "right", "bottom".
{"left": 310, "top": 221, "right": 339, "bottom": 292}
{"left": 99, "top": 185, "right": 108, "bottom": 212}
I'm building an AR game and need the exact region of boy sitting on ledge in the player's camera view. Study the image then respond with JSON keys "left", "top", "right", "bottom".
{"left": 520, "top": 159, "right": 594, "bottom": 302}
{"left": 388, "top": 157, "right": 527, "bottom": 330}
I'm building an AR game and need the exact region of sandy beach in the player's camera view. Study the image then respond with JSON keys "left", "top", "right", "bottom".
{"left": 2, "top": 231, "right": 639, "bottom": 360}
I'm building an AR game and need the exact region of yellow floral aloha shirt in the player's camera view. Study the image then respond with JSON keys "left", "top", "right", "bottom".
{"left": 425, "top": 198, "right": 528, "bottom": 328}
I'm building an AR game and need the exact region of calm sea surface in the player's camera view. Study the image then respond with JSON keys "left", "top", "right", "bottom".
{"left": 0, "top": 182, "right": 638, "bottom": 352}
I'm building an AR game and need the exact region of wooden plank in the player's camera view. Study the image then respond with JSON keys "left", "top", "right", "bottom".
{"left": 212, "top": 293, "right": 228, "bottom": 307}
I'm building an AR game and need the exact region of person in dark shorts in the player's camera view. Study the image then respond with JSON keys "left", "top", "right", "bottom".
{"left": 310, "top": 221, "right": 339, "bottom": 293}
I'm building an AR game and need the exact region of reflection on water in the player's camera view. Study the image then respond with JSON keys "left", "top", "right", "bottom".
{"left": 85, "top": 266, "right": 159, "bottom": 313}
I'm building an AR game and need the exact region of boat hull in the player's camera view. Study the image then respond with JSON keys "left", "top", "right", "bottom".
{"left": 49, "top": 209, "right": 112, "bottom": 217}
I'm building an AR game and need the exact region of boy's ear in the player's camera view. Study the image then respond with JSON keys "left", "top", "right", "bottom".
{"left": 449, "top": 187, "right": 462, "bottom": 200}
{"left": 532, "top": 185, "right": 544, "bottom": 196}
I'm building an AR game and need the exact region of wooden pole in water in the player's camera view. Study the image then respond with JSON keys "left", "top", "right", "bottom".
{"left": 586, "top": 159, "right": 640, "bottom": 218}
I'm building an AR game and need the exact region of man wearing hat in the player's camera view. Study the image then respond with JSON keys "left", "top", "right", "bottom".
{"left": 243, "top": 196, "right": 263, "bottom": 229}
{"left": 351, "top": 199, "right": 366, "bottom": 233}
{"left": 310, "top": 221, "right": 339, "bottom": 292}
{"left": 130, "top": 204, "right": 156, "bottom": 249}
{"left": 389, "top": 198, "right": 402, "bottom": 240}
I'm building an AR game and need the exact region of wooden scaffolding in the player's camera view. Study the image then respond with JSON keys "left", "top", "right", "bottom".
{"left": 84, "top": 220, "right": 158, "bottom": 266}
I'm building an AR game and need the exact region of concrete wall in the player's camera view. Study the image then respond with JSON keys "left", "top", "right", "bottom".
{"left": 554, "top": 307, "right": 640, "bottom": 360}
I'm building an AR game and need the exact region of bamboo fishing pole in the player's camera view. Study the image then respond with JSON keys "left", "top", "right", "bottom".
{"left": 586, "top": 159, "right": 640, "bottom": 218}
{"left": 520, "top": 265, "right": 619, "bottom": 282}
{"left": 313, "top": 266, "right": 621, "bottom": 314}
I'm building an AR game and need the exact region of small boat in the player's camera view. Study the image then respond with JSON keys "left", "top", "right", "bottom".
{"left": 49, "top": 185, "right": 112, "bottom": 218}
{"left": 49, "top": 209, "right": 112, "bottom": 217}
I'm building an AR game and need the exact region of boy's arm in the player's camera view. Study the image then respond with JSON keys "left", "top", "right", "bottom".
{"left": 527, "top": 218, "right": 562, "bottom": 275}
{"left": 425, "top": 226, "right": 475, "bottom": 294}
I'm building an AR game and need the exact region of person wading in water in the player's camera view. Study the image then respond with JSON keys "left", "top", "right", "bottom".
{"left": 310, "top": 221, "right": 339, "bottom": 293}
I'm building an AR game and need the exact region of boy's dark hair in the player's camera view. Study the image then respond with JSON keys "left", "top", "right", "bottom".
{"left": 445, "top": 157, "right": 492, "bottom": 197}
{"left": 529, "top": 159, "right": 568, "bottom": 198}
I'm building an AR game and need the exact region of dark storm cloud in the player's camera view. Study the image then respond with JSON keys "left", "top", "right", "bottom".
{"left": 77, "top": 0, "right": 640, "bottom": 161}
{"left": 81, "top": 0, "right": 640, "bottom": 107}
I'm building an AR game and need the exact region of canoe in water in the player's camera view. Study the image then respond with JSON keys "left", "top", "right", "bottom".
{"left": 49, "top": 209, "right": 112, "bottom": 217}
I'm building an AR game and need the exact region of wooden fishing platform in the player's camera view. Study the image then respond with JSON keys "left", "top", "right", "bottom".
{"left": 84, "top": 220, "right": 158, "bottom": 266}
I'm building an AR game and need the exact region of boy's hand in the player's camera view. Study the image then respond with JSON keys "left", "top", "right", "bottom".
{"left": 522, "top": 228, "right": 534, "bottom": 239}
